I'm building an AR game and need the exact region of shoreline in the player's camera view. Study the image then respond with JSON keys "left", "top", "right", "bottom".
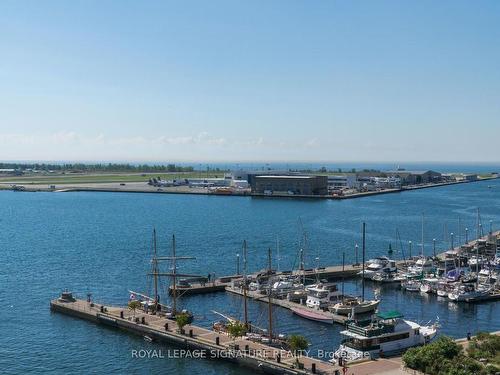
{"left": 0, "top": 176, "right": 497, "bottom": 200}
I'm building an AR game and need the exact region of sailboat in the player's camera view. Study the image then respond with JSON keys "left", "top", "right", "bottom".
{"left": 150, "top": 231, "right": 195, "bottom": 323}
{"left": 330, "top": 237, "right": 380, "bottom": 315}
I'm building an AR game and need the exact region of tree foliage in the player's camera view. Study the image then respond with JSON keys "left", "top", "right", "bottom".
{"left": 128, "top": 300, "right": 142, "bottom": 317}
{"left": 288, "top": 334, "right": 309, "bottom": 357}
{"left": 403, "top": 335, "right": 499, "bottom": 375}
{"left": 175, "top": 313, "right": 190, "bottom": 331}
{"left": 226, "top": 321, "right": 247, "bottom": 339}
{"left": 0, "top": 162, "right": 199, "bottom": 173}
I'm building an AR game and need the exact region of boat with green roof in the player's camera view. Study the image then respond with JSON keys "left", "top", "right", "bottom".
{"left": 333, "top": 310, "right": 438, "bottom": 363}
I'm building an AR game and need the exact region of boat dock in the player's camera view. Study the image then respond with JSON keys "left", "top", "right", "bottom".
{"left": 50, "top": 294, "right": 339, "bottom": 375}
{"left": 226, "top": 286, "right": 349, "bottom": 325}
{"left": 175, "top": 266, "right": 362, "bottom": 295}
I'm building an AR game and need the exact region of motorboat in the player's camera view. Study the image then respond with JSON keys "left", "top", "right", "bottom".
{"left": 359, "top": 257, "right": 397, "bottom": 280}
{"left": 436, "top": 281, "right": 454, "bottom": 298}
{"left": 305, "top": 282, "right": 342, "bottom": 309}
{"left": 477, "top": 267, "right": 498, "bottom": 284}
{"left": 372, "top": 271, "right": 405, "bottom": 284}
{"left": 419, "top": 278, "right": 439, "bottom": 293}
{"left": 329, "top": 298, "right": 380, "bottom": 316}
{"left": 448, "top": 283, "right": 491, "bottom": 302}
{"left": 333, "top": 311, "right": 437, "bottom": 363}
{"left": 407, "top": 257, "right": 435, "bottom": 275}
{"left": 271, "top": 276, "right": 303, "bottom": 298}
{"left": 468, "top": 255, "right": 488, "bottom": 271}
{"left": 401, "top": 279, "right": 421, "bottom": 292}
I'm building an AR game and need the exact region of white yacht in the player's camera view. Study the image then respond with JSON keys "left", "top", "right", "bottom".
{"left": 401, "top": 279, "right": 421, "bottom": 292}
{"left": 478, "top": 267, "right": 498, "bottom": 284}
{"left": 271, "top": 276, "right": 303, "bottom": 297}
{"left": 305, "top": 282, "right": 341, "bottom": 309}
{"left": 419, "top": 277, "right": 439, "bottom": 293}
{"left": 407, "top": 257, "right": 434, "bottom": 275}
{"left": 372, "top": 271, "right": 405, "bottom": 284}
{"left": 359, "top": 257, "right": 397, "bottom": 280}
{"left": 329, "top": 297, "right": 380, "bottom": 315}
{"left": 333, "top": 311, "right": 437, "bottom": 363}
{"left": 448, "top": 283, "right": 491, "bottom": 302}
{"left": 436, "top": 281, "right": 454, "bottom": 298}
{"left": 468, "top": 255, "right": 488, "bottom": 271}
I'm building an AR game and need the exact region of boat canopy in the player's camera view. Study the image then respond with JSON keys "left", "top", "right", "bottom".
{"left": 377, "top": 310, "right": 404, "bottom": 320}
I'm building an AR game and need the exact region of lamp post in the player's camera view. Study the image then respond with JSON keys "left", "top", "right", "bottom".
{"left": 236, "top": 253, "right": 240, "bottom": 275}
{"left": 489, "top": 220, "right": 493, "bottom": 235}
{"left": 450, "top": 232, "right": 454, "bottom": 250}
{"left": 433, "top": 238, "right": 436, "bottom": 258}
{"left": 408, "top": 241, "right": 412, "bottom": 259}
{"left": 465, "top": 227, "right": 468, "bottom": 244}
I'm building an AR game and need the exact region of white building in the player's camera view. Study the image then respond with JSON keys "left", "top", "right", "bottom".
{"left": 327, "top": 175, "right": 359, "bottom": 190}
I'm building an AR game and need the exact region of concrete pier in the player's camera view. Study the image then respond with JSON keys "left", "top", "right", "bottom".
{"left": 50, "top": 296, "right": 339, "bottom": 375}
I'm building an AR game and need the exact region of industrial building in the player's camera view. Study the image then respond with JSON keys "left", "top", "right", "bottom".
{"left": 385, "top": 170, "right": 442, "bottom": 185}
{"left": 251, "top": 175, "right": 328, "bottom": 195}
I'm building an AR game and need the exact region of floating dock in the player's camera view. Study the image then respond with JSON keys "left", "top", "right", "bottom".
{"left": 50, "top": 294, "right": 339, "bottom": 375}
{"left": 226, "top": 287, "right": 349, "bottom": 325}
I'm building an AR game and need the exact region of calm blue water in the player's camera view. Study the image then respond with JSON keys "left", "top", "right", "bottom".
{"left": 1, "top": 178, "right": 500, "bottom": 374}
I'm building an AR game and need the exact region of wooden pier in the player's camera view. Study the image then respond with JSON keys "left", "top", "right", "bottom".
{"left": 226, "top": 286, "right": 349, "bottom": 325}
{"left": 50, "top": 294, "right": 339, "bottom": 375}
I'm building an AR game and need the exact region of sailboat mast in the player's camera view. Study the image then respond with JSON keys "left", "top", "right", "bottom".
{"left": 341, "top": 252, "right": 345, "bottom": 303}
{"left": 421, "top": 213, "right": 425, "bottom": 257}
{"left": 267, "top": 247, "right": 273, "bottom": 340}
{"left": 243, "top": 240, "right": 248, "bottom": 329}
{"left": 362, "top": 222, "right": 366, "bottom": 302}
{"left": 276, "top": 235, "right": 280, "bottom": 273}
{"left": 477, "top": 208, "right": 480, "bottom": 266}
{"left": 477, "top": 208, "right": 480, "bottom": 240}
{"left": 172, "top": 234, "right": 177, "bottom": 314}
{"left": 153, "top": 228, "right": 158, "bottom": 310}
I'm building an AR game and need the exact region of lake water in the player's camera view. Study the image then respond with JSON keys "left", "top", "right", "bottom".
{"left": 1, "top": 178, "right": 500, "bottom": 374}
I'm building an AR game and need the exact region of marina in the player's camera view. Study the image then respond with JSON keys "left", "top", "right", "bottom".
{"left": 4, "top": 178, "right": 500, "bottom": 374}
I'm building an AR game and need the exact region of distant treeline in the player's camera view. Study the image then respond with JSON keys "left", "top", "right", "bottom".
{"left": 292, "top": 167, "right": 381, "bottom": 174}
{"left": 0, "top": 163, "right": 201, "bottom": 173}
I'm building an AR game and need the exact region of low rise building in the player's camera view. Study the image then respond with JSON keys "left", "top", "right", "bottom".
{"left": 327, "top": 175, "right": 359, "bottom": 190}
{"left": 252, "top": 175, "right": 328, "bottom": 195}
{"left": 385, "top": 170, "right": 442, "bottom": 185}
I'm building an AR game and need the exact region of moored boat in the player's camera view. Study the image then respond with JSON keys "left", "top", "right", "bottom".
{"left": 329, "top": 298, "right": 380, "bottom": 316}
{"left": 333, "top": 310, "right": 438, "bottom": 363}
{"left": 290, "top": 305, "right": 334, "bottom": 324}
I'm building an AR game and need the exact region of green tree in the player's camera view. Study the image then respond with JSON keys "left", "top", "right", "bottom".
{"left": 128, "top": 300, "right": 142, "bottom": 318}
{"left": 226, "top": 321, "right": 247, "bottom": 340}
{"left": 288, "top": 334, "right": 309, "bottom": 366}
{"left": 175, "top": 313, "right": 190, "bottom": 333}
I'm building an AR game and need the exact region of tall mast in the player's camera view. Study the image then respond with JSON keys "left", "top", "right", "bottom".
{"left": 267, "top": 247, "right": 273, "bottom": 340}
{"left": 341, "top": 252, "right": 345, "bottom": 303}
{"left": 458, "top": 216, "right": 461, "bottom": 245}
{"left": 276, "top": 235, "right": 280, "bottom": 272}
{"left": 477, "top": 208, "right": 480, "bottom": 264}
{"left": 153, "top": 228, "right": 158, "bottom": 310}
{"left": 421, "top": 213, "right": 425, "bottom": 257}
{"left": 362, "top": 222, "right": 366, "bottom": 302}
{"left": 172, "top": 234, "right": 177, "bottom": 314}
{"left": 243, "top": 240, "right": 248, "bottom": 329}
{"left": 477, "top": 208, "right": 480, "bottom": 240}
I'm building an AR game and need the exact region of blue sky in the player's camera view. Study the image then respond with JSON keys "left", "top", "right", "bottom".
{"left": 0, "top": 1, "right": 499, "bottom": 162}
